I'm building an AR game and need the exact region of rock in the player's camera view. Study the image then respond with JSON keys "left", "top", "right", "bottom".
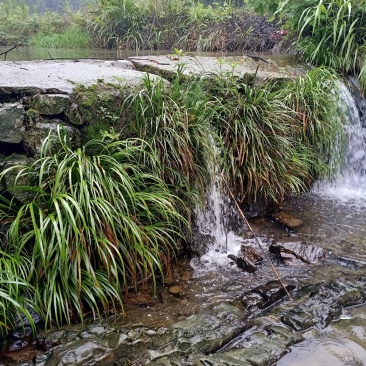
{"left": 180, "top": 271, "right": 192, "bottom": 282}
{"left": 0, "top": 60, "right": 157, "bottom": 94}
{"left": 269, "top": 241, "right": 326, "bottom": 265}
{"left": 23, "top": 121, "right": 81, "bottom": 156}
{"left": 272, "top": 211, "right": 303, "bottom": 228}
{"left": 227, "top": 254, "right": 257, "bottom": 273}
{"left": 0, "top": 154, "right": 35, "bottom": 203}
{"left": 123, "top": 293, "right": 158, "bottom": 305}
{"left": 238, "top": 245, "right": 263, "bottom": 264}
{"left": 219, "top": 321, "right": 304, "bottom": 366}
{"left": 227, "top": 245, "right": 262, "bottom": 273}
{"left": 37, "top": 339, "right": 118, "bottom": 366}
{"left": 168, "top": 285, "right": 184, "bottom": 297}
{"left": 171, "top": 302, "right": 249, "bottom": 355}
{"left": 237, "top": 280, "right": 295, "bottom": 310}
{"left": 26, "top": 94, "right": 71, "bottom": 116}
{"left": 0, "top": 103, "right": 25, "bottom": 144}
{"left": 164, "top": 272, "right": 176, "bottom": 286}
{"left": 281, "top": 277, "right": 366, "bottom": 331}
{"left": 129, "top": 56, "right": 298, "bottom": 86}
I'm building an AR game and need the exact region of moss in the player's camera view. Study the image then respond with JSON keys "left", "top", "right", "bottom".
{"left": 71, "top": 81, "right": 128, "bottom": 144}
{"left": 24, "top": 108, "right": 42, "bottom": 128}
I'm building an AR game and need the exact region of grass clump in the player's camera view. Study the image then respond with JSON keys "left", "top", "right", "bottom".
{"left": 88, "top": 0, "right": 277, "bottom": 51}
{"left": 29, "top": 26, "right": 90, "bottom": 48}
{"left": 246, "top": 0, "right": 366, "bottom": 91}
{"left": 208, "top": 66, "right": 342, "bottom": 204}
{"left": 124, "top": 72, "right": 217, "bottom": 211}
{"left": 0, "top": 127, "right": 184, "bottom": 328}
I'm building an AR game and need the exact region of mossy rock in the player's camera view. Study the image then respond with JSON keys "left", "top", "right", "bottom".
{"left": 71, "top": 82, "right": 129, "bottom": 143}
{"left": 26, "top": 94, "right": 71, "bottom": 116}
{"left": 0, "top": 103, "right": 25, "bottom": 144}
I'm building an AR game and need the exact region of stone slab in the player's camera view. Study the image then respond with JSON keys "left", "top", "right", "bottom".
{"left": 0, "top": 59, "right": 142, "bottom": 94}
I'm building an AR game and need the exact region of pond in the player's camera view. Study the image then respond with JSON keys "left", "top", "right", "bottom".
{"left": 0, "top": 46, "right": 296, "bottom": 66}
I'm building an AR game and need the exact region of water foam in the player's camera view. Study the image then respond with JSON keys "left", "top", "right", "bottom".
{"left": 312, "top": 82, "right": 366, "bottom": 203}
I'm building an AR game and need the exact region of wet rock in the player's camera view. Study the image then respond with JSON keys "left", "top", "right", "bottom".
{"left": 123, "top": 293, "right": 158, "bottom": 305}
{"left": 37, "top": 339, "right": 118, "bottom": 366}
{"left": 238, "top": 245, "right": 263, "bottom": 264}
{"left": 15, "top": 362, "right": 35, "bottom": 366}
{"left": 219, "top": 320, "right": 304, "bottom": 366}
{"left": 281, "top": 277, "right": 366, "bottom": 331}
{"left": 169, "top": 285, "right": 184, "bottom": 297}
{"left": 164, "top": 272, "right": 176, "bottom": 286}
{"left": 193, "top": 354, "right": 252, "bottom": 366}
{"left": 0, "top": 103, "right": 25, "bottom": 144}
{"left": 237, "top": 280, "right": 295, "bottom": 310}
{"left": 272, "top": 211, "right": 303, "bottom": 228}
{"left": 269, "top": 241, "right": 326, "bottom": 265}
{"left": 171, "top": 302, "right": 249, "bottom": 355}
{"left": 228, "top": 245, "right": 262, "bottom": 273}
{"left": 227, "top": 254, "right": 257, "bottom": 273}
{"left": 181, "top": 272, "right": 192, "bottom": 282}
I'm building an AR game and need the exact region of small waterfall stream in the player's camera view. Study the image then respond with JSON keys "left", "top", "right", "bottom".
{"left": 313, "top": 81, "right": 366, "bottom": 201}
{"left": 276, "top": 81, "right": 366, "bottom": 366}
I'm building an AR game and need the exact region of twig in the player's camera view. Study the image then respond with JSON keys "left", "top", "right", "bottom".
{"left": 222, "top": 176, "right": 294, "bottom": 301}
{"left": 0, "top": 44, "right": 20, "bottom": 60}
{"left": 47, "top": 51, "right": 53, "bottom": 60}
{"left": 244, "top": 54, "right": 270, "bottom": 64}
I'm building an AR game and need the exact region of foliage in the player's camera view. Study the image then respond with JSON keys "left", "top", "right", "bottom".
{"left": 245, "top": 0, "right": 366, "bottom": 91}
{"left": 0, "top": 0, "right": 89, "bottom": 47}
{"left": 208, "top": 66, "right": 342, "bottom": 204}
{"left": 276, "top": 67, "right": 344, "bottom": 178}
{"left": 296, "top": 0, "right": 366, "bottom": 90}
{"left": 0, "top": 128, "right": 184, "bottom": 327}
{"left": 88, "top": 0, "right": 276, "bottom": 51}
{"left": 0, "top": 252, "right": 35, "bottom": 335}
{"left": 29, "top": 26, "right": 90, "bottom": 48}
{"left": 0, "top": 0, "right": 276, "bottom": 51}
{"left": 124, "top": 72, "right": 216, "bottom": 211}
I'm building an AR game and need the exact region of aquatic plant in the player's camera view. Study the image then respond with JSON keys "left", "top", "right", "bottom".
{"left": 0, "top": 127, "right": 184, "bottom": 327}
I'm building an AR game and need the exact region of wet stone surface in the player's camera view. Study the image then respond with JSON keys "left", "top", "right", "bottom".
{"left": 2, "top": 275, "right": 364, "bottom": 366}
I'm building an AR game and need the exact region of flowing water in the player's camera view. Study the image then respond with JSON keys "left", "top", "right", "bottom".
{"left": 185, "top": 80, "right": 366, "bottom": 365}
{"left": 273, "top": 81, "right": 366, "bottom": 365}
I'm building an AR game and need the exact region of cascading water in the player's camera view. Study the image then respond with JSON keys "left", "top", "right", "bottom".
{"left": 192, "top": 173, "right": 251, "bottom": 271}
{"left": 313, "top": 81, "right": 366, "bottom": 201}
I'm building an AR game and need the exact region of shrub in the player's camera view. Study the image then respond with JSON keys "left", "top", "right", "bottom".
{"left": 0, "top": 128, "right": 184, "bottom": 327}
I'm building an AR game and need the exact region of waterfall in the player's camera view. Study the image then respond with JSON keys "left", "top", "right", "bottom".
{"left": 312, "top": 81, "right": 366, "bottom": 202}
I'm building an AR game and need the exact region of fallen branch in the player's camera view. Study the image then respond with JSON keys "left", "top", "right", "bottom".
{"left": 0, "top": 44, "right": 21, "bottom": 60}
{"left": 222, "top": 176, "right": 294, "bottom": 301}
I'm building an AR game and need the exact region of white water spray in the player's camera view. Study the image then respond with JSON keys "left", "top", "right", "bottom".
{"left": 313, "top": 82, "right": 366, "bottom": 202}
{"left": 193, "top": 173, "right": 254, "bottom": 272}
